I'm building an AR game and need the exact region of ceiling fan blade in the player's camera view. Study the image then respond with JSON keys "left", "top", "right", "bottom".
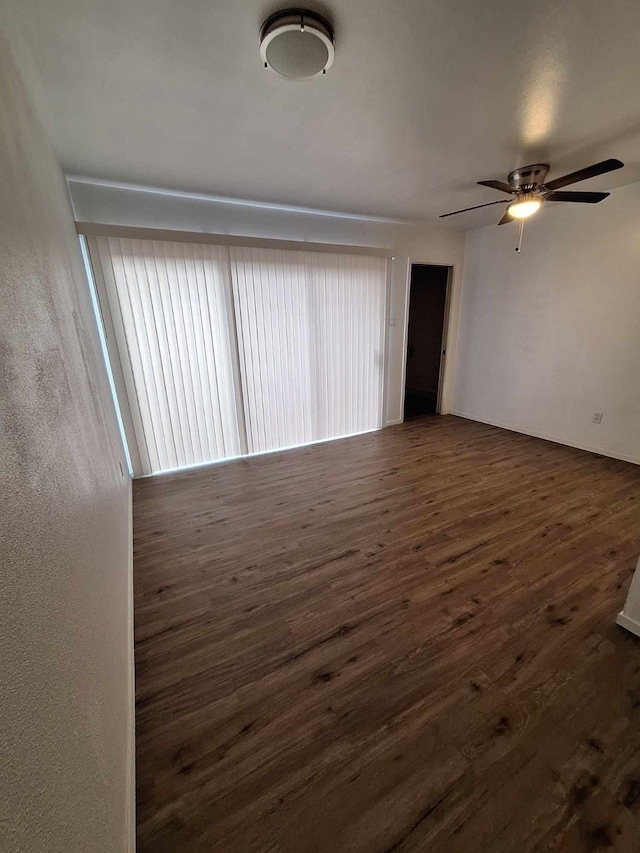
{"left": 498, "top": 210, "right": 514, "bottom": 225}
{"left": 544, "top": 158, "right": 623, "bottom": 191}
{"left": 545, "top": 191, "right": 610, "bottom": 203}
{"left": 477, "top": 179, "right": 517, "bottom": 194}
{"left": 440, "top": 199, "right": 508, "bottom": 218}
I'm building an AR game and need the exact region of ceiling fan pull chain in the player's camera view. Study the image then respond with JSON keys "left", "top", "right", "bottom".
{"left": 515, "top": 218, "right": 525, "bottom": 253}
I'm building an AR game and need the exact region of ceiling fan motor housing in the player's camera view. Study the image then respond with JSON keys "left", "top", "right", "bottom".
{"left": 508, "top": 163, "right": 550, "bottom": 191}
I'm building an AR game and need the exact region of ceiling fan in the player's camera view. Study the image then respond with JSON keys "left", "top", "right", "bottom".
{"left": 440, "top": 158, "right": 624, "bottom": 225}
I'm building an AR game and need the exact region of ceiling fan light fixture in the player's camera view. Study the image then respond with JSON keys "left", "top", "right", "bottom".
{"left": 507, "top": 195, "right": 542, "bottom": 219}
{"left": 440, "top": 159, "right": 623, "bottom": 223}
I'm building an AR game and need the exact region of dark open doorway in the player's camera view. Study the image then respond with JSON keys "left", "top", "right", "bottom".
{"left": 404, "top": 264, "right": 450, "bottom": 420}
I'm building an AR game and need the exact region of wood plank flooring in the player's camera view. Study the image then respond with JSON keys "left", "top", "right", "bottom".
{"left": 134, "top": 416, "right": 640, "bottom": 852}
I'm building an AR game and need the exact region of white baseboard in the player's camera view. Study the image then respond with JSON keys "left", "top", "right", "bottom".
{"left": 449, "top": 410, "right": 640, "bottom": 466}
{"left": 616, "top": 611, "right": 640, "bottom": 638}
{"left": 385, "top": 418, "right": 404, "bottom": 426}
{"left": 126, "top": 477, "right": 136, "bottom": 852}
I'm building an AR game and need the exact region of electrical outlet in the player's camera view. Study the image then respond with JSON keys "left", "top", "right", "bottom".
{"left": 592, "top": 412, "right": 603, "bottom": 424}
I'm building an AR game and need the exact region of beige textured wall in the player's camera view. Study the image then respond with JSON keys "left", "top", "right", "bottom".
{"left": 0, "top": 33, "right": 133, "bottom": 853}
{"left": 452, "top": 183, "right": 640, "bottom": 465}
{"left": 618, "top": 556, "right": 640, "bottom": 633}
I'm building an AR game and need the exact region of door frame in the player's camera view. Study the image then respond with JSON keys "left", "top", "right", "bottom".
{"left": 400, "top": 262, "right": 454, "bottom": 420}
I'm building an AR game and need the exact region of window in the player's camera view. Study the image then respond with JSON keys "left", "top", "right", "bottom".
{"left": 86, "top": 235, "right": 387, "bottom": 476}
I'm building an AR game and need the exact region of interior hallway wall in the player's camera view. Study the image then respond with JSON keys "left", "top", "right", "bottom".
{"left": 618, "top": 555, "right": 640, "bottom": 637}
{"left": 0, "top": 34, "right": 133, "bottom": 853}
{"left": 451, "top": 180, "right": 640, "bottom": 465}
{"left": 68, "top": 178, "right": 466, "bottom": 425}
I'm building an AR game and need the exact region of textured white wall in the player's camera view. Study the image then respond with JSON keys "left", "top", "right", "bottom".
{"left": 0, "top": 36, "right": 133, "bottom": 853}
{"left": 452, "top": 182, "right": 640, "bottom": 464}
{"left": 618, "top": 555, "right": 640, "bottom": 635}
{"left": 68, "top": 179, "right": 465, "bottom": 424}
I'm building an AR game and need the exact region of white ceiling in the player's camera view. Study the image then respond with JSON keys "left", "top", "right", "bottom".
{"left": 4, "top": 0, "right": 640, "bottom": 227}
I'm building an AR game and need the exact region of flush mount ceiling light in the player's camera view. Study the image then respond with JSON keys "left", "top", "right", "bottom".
{"left": 260, "top": 8, "right": 335, "bottom": 80}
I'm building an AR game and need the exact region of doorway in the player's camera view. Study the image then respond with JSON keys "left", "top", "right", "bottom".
{"left": 404, "top": 264, "right": 450, "bottom": 420}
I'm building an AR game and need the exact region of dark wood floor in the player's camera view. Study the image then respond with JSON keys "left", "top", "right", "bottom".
{"left": 134, "top": 416, "right": 640, "bottom": 852}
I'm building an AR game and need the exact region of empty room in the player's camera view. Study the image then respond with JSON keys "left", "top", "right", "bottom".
{"left": 3, "top": 1, "right": 640, "bottom": 851}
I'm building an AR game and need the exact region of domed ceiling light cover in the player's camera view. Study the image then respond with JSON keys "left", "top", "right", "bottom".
{"left": 260, "top": 8, "right": 335, "bottom": 80}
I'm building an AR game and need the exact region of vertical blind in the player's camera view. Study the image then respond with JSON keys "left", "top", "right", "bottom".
{"left": 86, "top": 235, "right": 387, "bottom": 476}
